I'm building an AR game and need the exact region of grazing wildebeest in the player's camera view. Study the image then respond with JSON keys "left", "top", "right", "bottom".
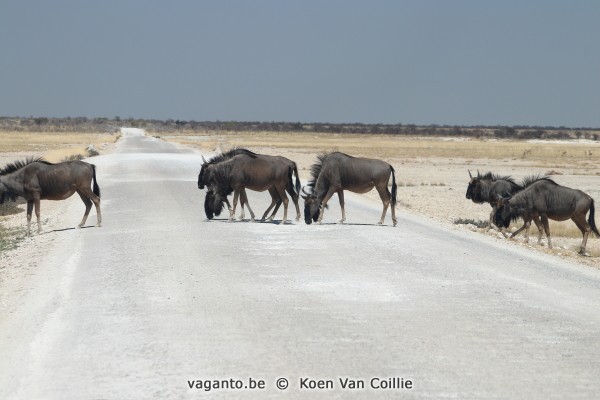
{"left": 0, "top": 157, "right": 102, "bottom": 236}
{"left": 494, "top": 177, "right": 599, "bottom": 255}
{"left": 207, "top": 154, "right": 300, "bottom": 224}
{"left": 198, "top": 148, "right": 257, "bottom": 220}
{"left": 198, "top": 148, "right": 301, "bottom": 222}
{"left": 302, "top": 152, "right": 397, "bottom": 226}
{"left": 465, "top": 170, "right": 524, "bottom": 235}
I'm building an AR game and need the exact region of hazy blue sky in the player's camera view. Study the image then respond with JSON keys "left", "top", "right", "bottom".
{"left": 1, "top": 1, "right": 599, "bottom": 126}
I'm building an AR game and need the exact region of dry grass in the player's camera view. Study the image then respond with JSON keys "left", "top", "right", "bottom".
{"left": 0, "top": 131, "right": 117, "bottom": 162}
{"left": 163, "top": 130, "right": 600, "bottom": 164}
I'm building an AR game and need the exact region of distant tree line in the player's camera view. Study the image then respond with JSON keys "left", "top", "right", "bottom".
{"left": 0, "top": 116, "right": 598, "bottom": 141}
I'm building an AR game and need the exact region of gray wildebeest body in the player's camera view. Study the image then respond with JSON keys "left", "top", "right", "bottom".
{"left": 466, "top": 170, "right": 524, "bottom": 235}
{"left": 198, "top": 148, "right": 301, "bottom": 222}
{"left": 302, "top": 152, "right": 397, "bottom": 226}
{"left": 0, "top": 157, "right": 102, "bottom": 236}
{"left": 207, "top": 154, "right": 300, "bottom": 224}
{"left": 198, "top": 148, "right": 257, "bottom": 220}
{"left": 494, "top": 177, "right": 599, "bottom": 255}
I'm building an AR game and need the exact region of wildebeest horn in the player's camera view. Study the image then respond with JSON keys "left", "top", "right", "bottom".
{"left": 202, "top": 155, "right": 207, "bottom": 163}
{"left": 301, "top": 186, "right": 310, "bottom": 195}
{"left": 468, "top": 169, "right": 472, "bottom": 178}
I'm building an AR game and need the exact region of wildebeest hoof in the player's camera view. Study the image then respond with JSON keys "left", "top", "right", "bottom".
{"left": 339, "top": 219, "right": 345, "bottom": 224}
{"left": 249, "top": 218, "right": 256, "bottom": 223}
{"left": 393, "top": 220, "right": 398, "bottom": 227}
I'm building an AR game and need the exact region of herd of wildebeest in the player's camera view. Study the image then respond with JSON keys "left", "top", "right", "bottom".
{"left": 0, "top": 147, "right": 598, "bottom": 255}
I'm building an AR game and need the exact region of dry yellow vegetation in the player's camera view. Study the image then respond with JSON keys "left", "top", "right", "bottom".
{"left": 0, "top": 131, "right": 117, "bottom": 162}
{"left": 163, "top": 130, "right": 600, "bottom": 166}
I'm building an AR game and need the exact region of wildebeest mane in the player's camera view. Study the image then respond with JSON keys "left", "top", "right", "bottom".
{"left": 0, "top": 156, "right": 50, "bottom": 175}
{"left": 306, "top": 152, "right": 353, "bottom": 190}
{"left": 477, "top": 171, "right": 520, "bottom": 188}
{"left": 520, "top": 174, "right": 557, "bottom": 188}
{"left": 211, "top": 162, "right": 235, "bottom": 196}
{"left": 206, "top": 147, "right": 257, "bottom": 165}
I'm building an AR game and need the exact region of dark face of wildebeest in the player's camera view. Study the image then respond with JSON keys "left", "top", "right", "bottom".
{"left": 466, "top": 171, "right": 485, "bottom": 203}
{"left": 302, "top": 193, "right": 320, "bottom": 224}
{"left": 493, "top": 198, "right": 513, "bottom": 229}
{"left": 198, "top": 164, "right": 209, "bottom": 189}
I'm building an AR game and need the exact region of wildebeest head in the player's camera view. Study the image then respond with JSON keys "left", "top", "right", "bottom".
{"left": 203, "top": 188, "right": 225, "bottom": 219}
{"left": 465, "top": 170, "right": 485, "bottom": 203}
{"left": 204, "top": 189, "right": 215, "bottom": 219}
{"left": 301, "top": 187, "right": 320, "bottom": 224}
{"left": 493, "top": 194, "right": 513, "bottom": 228}
{"left": 198, "top": 157, "right": 210, "bottom": 189}
{"left": 0, "top": 180, "right": 16, "bottom": 204}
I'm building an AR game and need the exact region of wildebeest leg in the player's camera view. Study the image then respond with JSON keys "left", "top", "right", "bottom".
{"left": 239, "top": 189, "right": 255, "bottom": 221}
{"left": 571, "top": 214, "right": 591, "bottom": 254}
{"left": 26, "top": 200, "right": 34, "bottom": 236}
{"left": 523, "top": 220, "right": 531, "bottom": 243}
{"left": 375, "top": 185, "right": 390, "bottom": 225}
{"left": 262, "top": 188, "right": 280, "bottom": 222}
{"left": 230, "top": 190, "right": 240, "bottom": 222}
{"left": 540, "top": 215, "right": 552, "bottom": 248}
{"left": 76, "top": 190, "right": 93, "bottom": 227}
{"left": 223, "top": 197, "right": 233, "bottom": 218}
{"left": 292, "top": 194, "right": 301, "bottom": 221}
{"left": 510, "top": 219, "right": 532, "bottom": 242}
{"left": 337, "top": 190, "right": 346, "bottom": 223}
{"left": 78, "top": 186, "right": 102, "bottom": 227}
{"left": 532, "top": 217, "right": 543, "bottom": 244}
{"left": 487, "top": 206, "right": 495, "bottom": 232}
{"left": 318, "top": 188, "right": 337, "bottom": 224}
{"left": 274, "top": 185, "right": 289, "bottom": 225}
{"left": 34, "top": 195, "right": 42, "bottom": 233}
{"left": 510, "top": 222, "right": 528, "bottom": 238}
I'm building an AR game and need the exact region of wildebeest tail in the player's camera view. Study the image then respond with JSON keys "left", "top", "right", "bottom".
{"left": 390, "top": 166, "right": 397, "bottom": 207}
{"left": 92, "top": 164, "right": 101, "bottom": 198}
{"left": 286, "top": 167, "right": 298, "bottom": 201}
{"left": 589, "top": 199, "right": 600, "bottom": 237}
{"left": 293, "top": 163, "right": 301, "bottom": 196}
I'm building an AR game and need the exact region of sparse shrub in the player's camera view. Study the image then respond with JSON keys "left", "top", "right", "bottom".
{"left": 0, "top": 200, "right": 23, "bottom": 216}
{"left": 62, "top": 154, "right": 84, "bottom": 162}
{"left": 453, "top": 218, "right": 489, "bottom": 229}
{"left": 86, "top": 145, "right": 100, "bottom": 157}
{"left": 0, "top": 224, "right": 24, "bottom": 253}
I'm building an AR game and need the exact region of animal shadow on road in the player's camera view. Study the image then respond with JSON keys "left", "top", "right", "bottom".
{"left": 205, "top": 219, "right": 394, "bottom": 227}
{"left": 45, "top": 225, "right": 96, "bottom": 234}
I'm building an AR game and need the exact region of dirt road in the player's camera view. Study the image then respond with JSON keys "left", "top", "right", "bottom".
{"left": 1, "top": 130, "right": 599, "bottom": 399}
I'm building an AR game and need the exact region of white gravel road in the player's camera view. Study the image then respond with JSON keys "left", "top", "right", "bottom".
{"left": 1, "top": 130, "right": 599, "bottom": 399}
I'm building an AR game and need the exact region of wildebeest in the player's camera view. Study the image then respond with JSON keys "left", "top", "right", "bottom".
{"left": 198, "top": 148, "right": 301, "bottom": 222}
{"left": 302, "top": 152, "right": 397, "bottom": 226}
{"left": 494, "top": 176, "right": 599, "bottom": 255}
{"left": 0, "top": 157, "right": 102, "bottom": 236}
{"left": 198, "top": 148, "right": 256, "bottom": 220}
{"left": 206, "top": 153, "right": 301, "bottom": 224}
{"left": 465, "top": 170, "right": 524, "bottom": 235}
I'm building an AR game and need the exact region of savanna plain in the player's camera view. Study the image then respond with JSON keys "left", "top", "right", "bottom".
{"left": 1, "top": 128, "right": 599, "bottom": 271}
